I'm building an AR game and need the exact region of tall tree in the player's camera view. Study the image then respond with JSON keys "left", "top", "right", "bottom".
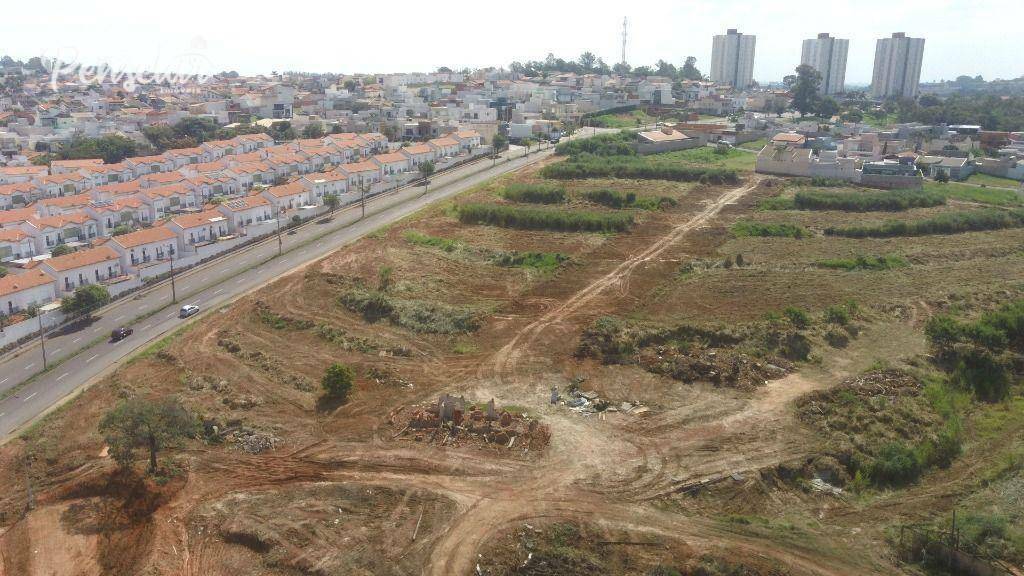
{"left": 655, "top": 60, "right": 677, "bottom": 77}
{"left": 418, "top": 160, "right": 436, "bottom": 194}
{"left": 817, "top": 96, "right": 840, "bottom": 119}
{"left": 321, "top": 363, "right": 354, "bottom": 402}
{"left": 100, "top": 397, "right": 195, "bottom": 473}
{"left": 680, "top": 57, "right": 702, "bottom": 81}
{"left": 60, "top": 284, "right": 111, "bottom": 319}
{"left": 578, "top": 52, "right": 597, "bottom": 72}
{"left": 791, "top": 64, "right": 822, "bottom": 117}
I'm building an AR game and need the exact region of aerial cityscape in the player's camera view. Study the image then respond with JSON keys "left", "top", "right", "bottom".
{"left": 1, "top": 4, "right": 1023, "bottom": 575}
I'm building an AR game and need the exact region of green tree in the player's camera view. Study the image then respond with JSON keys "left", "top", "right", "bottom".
{"left": 60, "top": 284, "right": 111, "bottom": 318}
{"left": 680, "top": 56, "right": 702, "bottom": 81}
{"left": 99, "top": 397, "right": 195, "bottom": 473}
{"left": 324, "top": 193, "right": 340, "bottom": 215}
{"left": 578, "top": 52, "right": 597, "bottom": 72}
{"left": 492, "top": 132, "right": 508, "bottom": 153}
{"left": 0, "top": 265, "right": 7, "bottom": 278}
{"left": 50, "top": 244, "right": 75, "bottom": 257}
{"left": 418, "top": 160, "right": 436, "bottom": 193}
{"left": 817, "top": 96, "right": 840, "bottom": 119}
{"left": 302, "top": 123, "right": 325, "bottom": 139}
{"left": 791, "top": 64, "right": 822, "bottom": 117}
{"left": 321, "top": 363, "right": 354, "bottom": 401}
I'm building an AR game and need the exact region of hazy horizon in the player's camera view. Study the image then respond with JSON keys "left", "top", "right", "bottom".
{"left": 5, "top": 0, "right": 1022, "bottom": 85}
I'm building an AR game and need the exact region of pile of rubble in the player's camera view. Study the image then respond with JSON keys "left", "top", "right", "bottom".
{"left": 639, "top": 346, "right": 790, "bottom": 390}
{"left": 231, "top": 430, "right": 280, "bottom": 454}
{"left": 389, "top": 395, "right": 549, "bottom": 456}
{"left": 556, "top": 386, "right": 650, "bottom": 416}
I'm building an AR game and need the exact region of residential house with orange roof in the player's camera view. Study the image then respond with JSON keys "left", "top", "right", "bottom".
{"left": 299, "top": 171, "right": 349, "bottom": 204}
{"left": 335, "top": 160, "right": 382, "bottom": 189}
{"left": 0, "top": 208, "right": 37, "bottom": 230}
{"left": 200, "top": 139, "right": 240, "bottom": 159}
{"left": 39, "top": 245, "right": 123, "bottom": 294}
{"left": 125, "top": 154, "right": 175, "bottom": 178}
{"left": 49, "top": 158, "right": 104, "bottom": 175}
{"left": 427, "top": 136, "right": 460, "bottom": 158}
{"left": 108, "top": 225, "right": 178, "bottom": 269}
{"left": 0, "top": 165, "right": 48, "bottom": 185}
{"left": 266, "top": 152, "right": 312, "bottom": 178}
{"left": 85, "top": 198, "right": 147, "bottom": 236}
{"left": 163, "top": 146, "right": 212, "bottom": 169}
{"left": 371, "top": 152, "right": 411, "bottom": 176}
{"left": 0, "top": 228, "right": 36, "bottom": 262}
{"left": 35, "top": 172, "right": 94, "bottom": 198}
{"left": 232, "top": 132, "right": 275, "bottom": 152}
{"left": 139, "top": 171, "right": 188, "bottom": 188}
{"left": 451, "top": 129, "right": 483, "bottom": 151}
{"left": 260, "top": 182, "right": 310, "bottom": 214}
{"left": 216, "top": 194, "right": 273, "bottom": 234}
{"left": 166, "top": 209, "right": 230, "bottom": 251}
{"left": 398, "top": 143, "right": 436, "bottom": 167}
{"left": 90, "top": 180, "right": 142, "bottom": 202}
{"left": 21, "top": 213, "right": 99, "bottom": 253}
{"left": 224, "top": 161, "right": 276, "bottom": 190}
{"left": 0, "top": 182, "right": 38, "bottom": 210}
{"left": 0, "top": 269, "right": 57, "bottom": 314}
{"left": 139, "top": 183, "right": 199, "bottom": 221}
{"left": 36, "top": 193, "right": 93, "bottom": 217}
{"left": 186, "top": 175, "right": 239, "bottom": 203}
{"left": 78, "top": 163, "right": 135, "bottom": 187}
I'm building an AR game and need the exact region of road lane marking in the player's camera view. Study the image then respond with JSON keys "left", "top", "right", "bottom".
{"left": 213, "top": 288, "right": 224, "bottom": 295}
{"left": 86, "top": 354, "right": 99, "bottom": 363}
{"left": 22, "top": 393, "right": 36, "bottom": 402}
{"left": 72, "top": 337, "right": 82, "bottom": 343}
{"left": 57, "top": 372, "right": 69, "bottom": 381}
{"left": 235, "top": 278, "right": 245, "bottom": 284}
{"left": 24, "top": 363, "right": 34, "bottom": 370}
{"left": 138, "top": 305, "right": 146, "bottom": 311}
{"left": 166, "top": 312, "right": 176, "bottom": 318}
{"left": 142, "top": 324, "right": 152, "bottom": 331}
{"left": 52, "top": 348, "right": 61, "bottom": 354}
{"left": 0, "top": 377, "right": 8, "bottom": 385}
{"left": 0, "top": 413, "right": 5, "bottom": 418}
{"left": 114, "top": 315, "right": 125, "bottom": 321}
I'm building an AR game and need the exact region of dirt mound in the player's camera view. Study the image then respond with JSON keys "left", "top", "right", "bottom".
{"left": 190, "top": 483, "right": 455, "bottom": 576}
{"left": 387, "top": 397, "right": 550, "bottom": 457}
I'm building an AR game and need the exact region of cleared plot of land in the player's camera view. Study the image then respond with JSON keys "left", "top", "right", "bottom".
{"left": 2, "top": 149, "right": 1023, "bottom": 576}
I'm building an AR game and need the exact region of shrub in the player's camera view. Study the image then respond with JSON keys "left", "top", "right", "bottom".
{"left": 458, "top": 203, "right": 634, "bottom": 233}
{"left": 340, "top": 288, "right": 394, "bottom": 322}
{"left": 541, "top": 155, "right": 738, "bottom": 184}
{"left": 321, "top": 363, "right": 354, "bottom": 401}
{"left": 403, "top": 230, "right": 464, "bottom": 252}
{"left": 340, "top": 289, "right": 480, "bottom": 334}
{"left": 816, "top": 254, "right": 908, "bottom": 271}
{"left": 825, "top": 208, "right": 1024, "bottom": 238}
{"left": 951, "top": 348, "right": 1011, "bottom": 402}
{"left": 51, "top": 244, "right": 75, "bottom": 257}
{"left": 554, "top": 131, "right": 636, "bottom": 157}
{"left": 870, "top": 442, "right": 924, "bottom": 486}
{"left": 824, "top": 304, "right": 851, "bottom": 326}
{"left": 731, "top": 221, "right": 810, "bottom": 239}
{"left": 794, "top": 189, "right": 945, "bottom": 212}
{"left": 501, "top": 183, "right": 566, "bottom": 204}
{"left": 582, "top": 188, "right": 676, "bottom": 210}
{"left": 783, "top": 306, "right": 810, "bottom": 328}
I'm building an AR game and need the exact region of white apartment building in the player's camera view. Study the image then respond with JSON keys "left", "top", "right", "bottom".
{"left": 710, "top": 29, "right": 756, "bottom": 90}
{"left": 801, "top": 33, "right": 849, "bottom": 95}
{"left": 871, "top": 33, "right": 925, "bottom": 99}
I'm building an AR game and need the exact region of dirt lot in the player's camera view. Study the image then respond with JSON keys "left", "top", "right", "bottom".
{"left": 2, "top": 161, "right": 1023, "bottom": 576}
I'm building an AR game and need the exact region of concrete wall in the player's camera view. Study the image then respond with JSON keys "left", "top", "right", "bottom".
{"left": 637, "top": 138, "right": 703, "bottom": 155}
{"left": 860, "top": 173, "right": 924, "bottom": 189}
{"left": 0, "top": 308, "right": 65, "bottom": 349}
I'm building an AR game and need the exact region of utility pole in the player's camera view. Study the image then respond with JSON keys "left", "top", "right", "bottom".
{"left": 24, "top": 453, "right": 35, "bottom": 513}
{"left": 276, "top": 208, "right": 283, "bottom": 256}
{"left": 37, "top": 313, "right": 47, "bottom": 371}
{"left": 169, "top": 252, "right": 177, "bottom": 303}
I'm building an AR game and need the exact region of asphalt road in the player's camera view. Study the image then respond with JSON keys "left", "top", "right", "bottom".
{"left": 0, "top": 134, "right": 597, "bottom": 441}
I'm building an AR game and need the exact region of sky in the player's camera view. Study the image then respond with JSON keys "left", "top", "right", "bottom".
{"left": 4, "top": 0, "right": 1021, "bottom": 85}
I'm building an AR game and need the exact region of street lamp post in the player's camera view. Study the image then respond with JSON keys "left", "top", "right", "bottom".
{"left": 276, "top": 208, "right": 283, "bottom": 256}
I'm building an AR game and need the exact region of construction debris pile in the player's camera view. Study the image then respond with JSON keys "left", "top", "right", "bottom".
{"left": 639, "top": 346, "right": 791, "bottom": 390}
{"left": 203, "top": 419, "right": 281, "bottom": 454}
{"left": 555, "top": 385, "right": 650, "bottom": 417}
{"left": 389, "top": 395, "right": 549, "bottom": 457}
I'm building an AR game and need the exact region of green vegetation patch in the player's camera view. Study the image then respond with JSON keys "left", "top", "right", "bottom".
{"left": 923, "top": 180, "right": 1024, "bottom": 207}
{"left": 554, "top": 131, "right": 636, "bottom": 157}
{"left": 457, "top": 203, "right": 634, "bottom": 233}
{"left": 825, "top": 208, "right": 1024, "bottom": 238}
{"left": 582, "top": 188, "right": 676, "bottom": 210}
{"left": 403, "top": 230, "right": 466, "bottom": 253}
{"left": 793, "top": 189, "right": 945, "bottom": 212}
{"left": 541, "top": 156, "right": 738, "bottom": 184}
{"left": 731, "top": 221, "right": 811, "bottom": 239}
{"left": 340, "top": 288, "right": 481, "bottom": 334}
{"left": 489, "top": 251, "right": 570, "bottom": 273}
{"left": 500, "top": 182, "right": 566, "bottom": 204}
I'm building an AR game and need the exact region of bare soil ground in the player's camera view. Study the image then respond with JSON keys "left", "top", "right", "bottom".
{"left": 2, "top": 164, "right": 1023, "bottom": 576}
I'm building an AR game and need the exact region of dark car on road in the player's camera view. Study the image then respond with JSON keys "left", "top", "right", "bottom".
{"left": 110, "top": 327, "right": 133, "bottom": 342}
